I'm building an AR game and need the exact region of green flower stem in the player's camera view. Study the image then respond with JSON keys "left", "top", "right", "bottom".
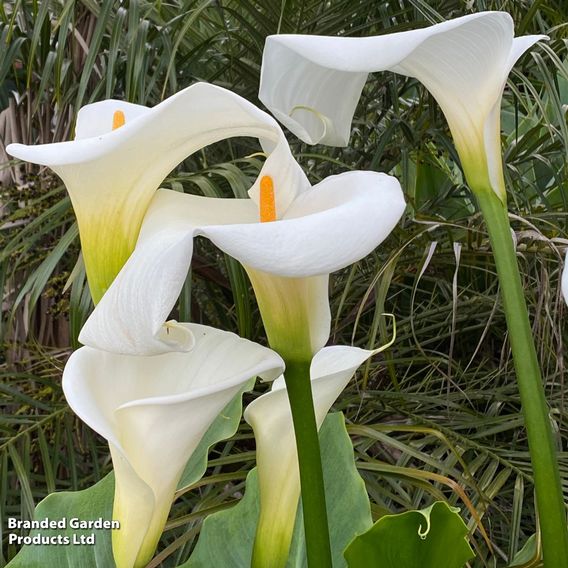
{"left": 476, "top": 189, "right": 568, "bottom": 567}
{"left": 283, "top": 359, "right": 332, "bottom": 568}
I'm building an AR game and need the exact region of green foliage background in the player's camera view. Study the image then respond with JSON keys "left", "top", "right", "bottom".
{"left": 1, "top": 1, "right": 567, "bottom": 566}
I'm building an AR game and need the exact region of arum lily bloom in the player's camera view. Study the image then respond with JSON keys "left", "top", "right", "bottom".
{"left": 70, "top": 95, "right": 404, "bottom": 567}
{"left": 259, "top": 11, "right": 545, "bottom": 201}
{"left": 6, "top": 82, "right": 305, "bottom": 303}
{"left": 77, "top": 167, "right": 404, "bottom": 568}
{"left": 244, "top": 340, "right": 391, "bottom": 568}
{"left": 63, "top": 323, "right": 284, "bottom": 568}
{"left": 261, "top": 12, "right": 568, "bottom": 566}
{"left": 79, "top": 171, "right": 405, "bottom": 357}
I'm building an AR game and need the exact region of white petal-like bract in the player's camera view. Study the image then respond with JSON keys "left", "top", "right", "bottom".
{"left": 7, "top": 82, "right": 307, "bottom": 302}
{"left": 63, "top": 323, "right": 284, "bottom": 568}
{"left": 259, "top": 12, "right": 545, "bottom": 199}
{"left": 243, "top": 344, "right": 380, "bottom": 567}
{"left": 80, "top": 171, "right": 405, "bottom": 355}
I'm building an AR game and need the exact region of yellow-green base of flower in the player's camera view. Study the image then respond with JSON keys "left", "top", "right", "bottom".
{"left": 252, "top": 508, "right": 298, "bottom": 568}
{"left": 76, "top": 197, "right": 150, "bottom": 304}
{"left": 244, "top": 266, "right": 329, "bottom": 361}
{"left": 110, "top": 445, "right": 175, "bottom": 568}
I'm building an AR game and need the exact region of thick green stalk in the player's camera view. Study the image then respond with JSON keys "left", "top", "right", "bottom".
{"left": 476, "top": 189, "right": 568, "bottom": 567}
{"left": 282, "top": 360, "right": 332, "bottom": 568}
{"left": 245, "top": 267, "right": 332, "bottom": 566}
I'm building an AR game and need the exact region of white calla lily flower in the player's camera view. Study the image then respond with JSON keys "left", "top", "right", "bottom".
{"left": 259, "top": 11, "right": 545, "bottom": 200}
{"left": 7, "top": 83, "right": 306, "bottom": 303}
{"left": 63, "top": 323, "right": 284, "bottom": 568}
{"left": 79, "top": 170, "right": 405, "bottom": 356}
{"left": 244, "top": 342, "right": 388, "bottom": 567}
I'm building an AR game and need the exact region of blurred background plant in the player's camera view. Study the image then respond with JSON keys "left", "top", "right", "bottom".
{"left": 1, "top": 0, "right": 567, "bottom": 566}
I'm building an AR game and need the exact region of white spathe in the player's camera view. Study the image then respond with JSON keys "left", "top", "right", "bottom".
{"left": 243, "top": 343, "right": 386, "bottom": 567}
{"left": 259, "top": 11, "right": 545, "bottom": 200}
{"left": 6, "top": 82, "right": 307, "bottom": 303}
{"left": 78, "top": 171, "right": 405, "bottom": 355}
{"left": 63, "top": 323, "right": 284, "bottom": 568}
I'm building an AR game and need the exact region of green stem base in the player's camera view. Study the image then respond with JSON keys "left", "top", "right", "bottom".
{"left": 476, "top": 190, "right": 568, "bottom": 567}
{"left": 283, "top": 360, "right": 332, "bottom": 568}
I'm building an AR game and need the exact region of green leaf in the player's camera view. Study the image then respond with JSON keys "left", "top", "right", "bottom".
{"left": 344, "top": 501, "right": 475, "bottom": 568}
{"left": 184, "top": 412, "right": 372, "bottom": 568}
{"left": 5, "top": 475, "right": 115, "bottom": 568}
{"left": 6, "top": 382, "right": 253, "bottom": 567}
{"left": 509, "top": 534, "right": 541, "bottom": 567}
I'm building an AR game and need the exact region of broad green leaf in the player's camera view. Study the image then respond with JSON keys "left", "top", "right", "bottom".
{"left": 184, "top": 411, "right": 372, "bottom": 568}
{"left": 6, "top": 474, "right": 115, "bottom": 568}
{"left": 344, "top": 501, "right": 475, "bottom": 568}
{"left": 6, "top": 382, "right": 252, "bottom": 567}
